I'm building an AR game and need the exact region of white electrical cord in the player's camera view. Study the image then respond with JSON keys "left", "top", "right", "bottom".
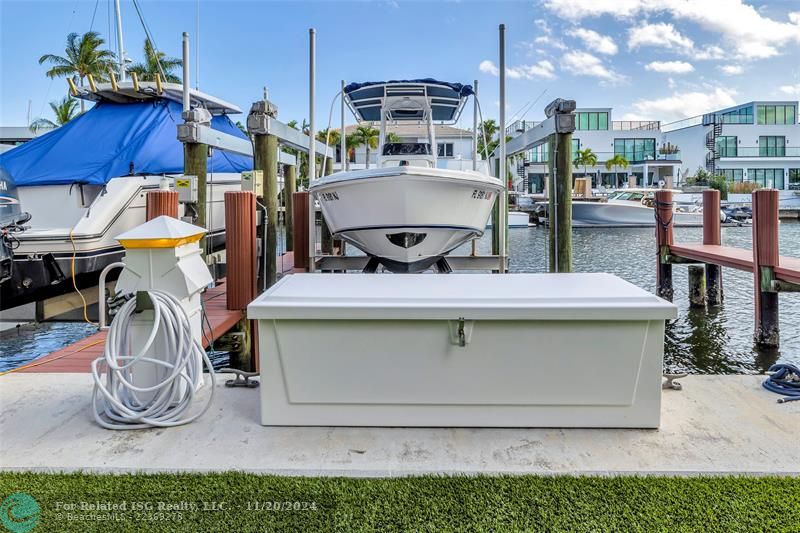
{"left": 91, "top": 290, "right": 216, "bottom": 430}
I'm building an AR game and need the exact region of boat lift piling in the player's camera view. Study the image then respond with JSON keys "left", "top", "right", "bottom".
{"left": 703, "top": 190, "right": 723, "bottom": 306}
{"left": 657, "top": 188, "right": 800, "bottom": 349}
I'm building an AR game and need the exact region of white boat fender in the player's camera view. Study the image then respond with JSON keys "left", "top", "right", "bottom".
{"left": 91, "top": 290, "right": 216, "bottom": 429}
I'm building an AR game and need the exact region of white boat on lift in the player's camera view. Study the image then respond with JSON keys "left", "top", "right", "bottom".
{"left": 310, "top": 80, "right": 503, "bottom": 273}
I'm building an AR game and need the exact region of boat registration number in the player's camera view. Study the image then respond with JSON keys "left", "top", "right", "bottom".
{"left": 472, "top": 189, "right": 494, "bottom": 200}
{"left": 320, "top": 192, "right": 339, "bottom": 202}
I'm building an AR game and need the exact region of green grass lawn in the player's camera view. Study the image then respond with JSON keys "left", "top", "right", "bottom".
{"left": 1, "top": 473, "right": 798, "bottom": 532}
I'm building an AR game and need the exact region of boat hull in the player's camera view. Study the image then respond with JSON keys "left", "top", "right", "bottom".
{"left": 311, "top": 167, "right": 503, "bottom": 272}
{"left": 570, "top": 201, "right": 704, "bottom": 227}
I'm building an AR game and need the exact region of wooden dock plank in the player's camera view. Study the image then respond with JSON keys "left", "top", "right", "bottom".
{"left": 670, "top": 243, "right": 800, "bottom": 286}
{"left": 19, "top": 281, "right": 242, "bottom": 373}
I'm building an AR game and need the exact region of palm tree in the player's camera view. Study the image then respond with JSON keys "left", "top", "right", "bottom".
{"left": 344, "top": 133, "right": 361, "bottom": 171}
{"left": 316, "top": 128, "right": 341, "bottom": 172}
{"left": 604, "top": 154, "right": 629, "bottom": 189}
{"left": 385, "top": 132, "right": 402, "bottom": 144}
{"left": 573, "top": 148, "right": 598, "bottom": 179}
{"left": 477, "top": 119, "right": 498, "bottom": 159}
{"left": 30, "top": 96, "right": 80, "bottom": 132}
{"left": 39, "top": 31, "right": 116, "bottom": 112}
{"left": 351, "top": 125, "right": 379, "bottom": 169}
{"left": 128, "top": 38, "right": 182, "bottom": 83}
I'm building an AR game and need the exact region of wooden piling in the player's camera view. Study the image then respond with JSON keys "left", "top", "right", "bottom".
{"left": 654, "top": 189, "right": 674, "bottom": 301}
{"left": 703, "top": 189, "right": 723, "bottom": 306}
{"left": 688, "top": 265, "right": 706, "bottom": 308}
{"left": 145, "top": 190, "right": 178, "bottom": 220}
{"left": 224, "top": 191, "right": 257, "bottom": 370}
{"left": 752, "top": 189, "right": 780, "bottom": 348}
{"left": 552, "top": 132, "right": 573, "bottom": 273}
{"left": 283, "top": 164, "right": 297, "bottom": 252}
{"left": 184, "top": 142, "right": 208, "bottom": 254}
{"left": 254, "top": 133, "right": 279, "bottom": 289}
{"left": 293, "top": 191, "right": 310, "bottom": 270}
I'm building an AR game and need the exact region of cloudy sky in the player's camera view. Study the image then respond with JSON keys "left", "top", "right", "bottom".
{"left": 1, "top": 0, "right": 799, "bottom": 127}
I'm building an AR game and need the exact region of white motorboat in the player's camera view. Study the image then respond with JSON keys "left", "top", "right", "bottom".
{"left": 544, "top": 189, "right": 718, "bottom": 227}
{"left": 487, "top": 211, "right": 530, "bottom": 228}
{"left": 310, "top": 80, "right": 503, "bottom": 272}
{"left": 0, "top": 83, "right": 254, "bottom": 310}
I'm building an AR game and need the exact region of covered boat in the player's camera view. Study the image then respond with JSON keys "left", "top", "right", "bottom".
{"left": 0, "top": 82, "right": 252, "bottom": 310}
{"left": 310, "top": 79, "right": 503, "bottom": 273}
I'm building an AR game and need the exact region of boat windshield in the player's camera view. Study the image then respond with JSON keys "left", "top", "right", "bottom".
{"left": 612, "top": 192, "right": 645, "bottom": 202}
{"left": 382, "top": 143, "right": 432, "bottom": 156}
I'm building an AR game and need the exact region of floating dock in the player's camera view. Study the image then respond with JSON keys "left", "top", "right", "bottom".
{"left": 0, "top": 373, "right": 797, "bottom": 476}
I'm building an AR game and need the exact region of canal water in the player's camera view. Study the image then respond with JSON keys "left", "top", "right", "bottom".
{"left": 1, "top": 222, "right": 798, "bottom": 374}
{"left": 455, "top": 220, "right": 800, "bottom": 374}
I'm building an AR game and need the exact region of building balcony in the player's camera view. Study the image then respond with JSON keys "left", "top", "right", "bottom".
{"left": 523, "top": 151, "right": 681, "bottom": 165}
{"left": 611, "top": 120, "right": 660, "bottom": 131}
{"left": 719, "top": 146, "right": 800, "bottom": 158}
{"left": 505, "top": 120, "right": 541, "bottom": 138}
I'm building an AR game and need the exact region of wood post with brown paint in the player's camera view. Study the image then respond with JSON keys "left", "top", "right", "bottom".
{"left": 752, "top": 189, "right": 780, "bottom": 348}
{"left": 293, "top": 191, "right": 310, "bottom": 271}
{"left": 654, "top": 189, "right": 674, "bottom": 301}
{"left": 146, "top": 190, "right": 178, "bottom": 220}
{"left": 703, "top": 189, "right": 723, "bottom": 306}
{"left": 224, "top": 191, "right": 257, "bottom": 370}
{"left": 283, "top": 164, "right": 297, "bottom": 252}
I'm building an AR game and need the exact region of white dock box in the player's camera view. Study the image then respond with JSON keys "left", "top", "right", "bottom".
{"left": 247, "top": 273, "right": 677, "bottom": 428}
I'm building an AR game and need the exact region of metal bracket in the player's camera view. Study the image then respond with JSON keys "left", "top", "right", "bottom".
{"left": 662, "top": 373, "right": 688, "bottom": 391}
{"left": 135, "top": 291, "right": 153, "bottom": 312}
{"left": 220, "top": 368, "right": 260, "bottom": 388}
{"left": 449, "top": 318, "right": 474, "bottom": 347}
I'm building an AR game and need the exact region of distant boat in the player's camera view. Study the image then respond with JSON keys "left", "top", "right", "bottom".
{"left": 487, "top": 211, "right": 530, "bottom": 228}
{"left": 538, "top": 189, "right": 720, "bottom": 227}
{"left": 311, "top": 80, "right": 503, "bottom": 273}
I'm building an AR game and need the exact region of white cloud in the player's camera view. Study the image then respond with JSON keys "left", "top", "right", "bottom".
{"left": 567, "top": 27, "right": 618, "bottom": 55}
{"left": 779, "top": 83, "right": 800, "bottom": 96}
{"left": 645, "top": 60, "right": 695, "bottom": 74}
{"left": 544, "top": 0, "right": 800, "bottom": 60}
{"left": 628, "top": 22, "right": 694, "bottom": 51}
{"left": 534, "top": 18, "right": 552, "bottom": 35}
{"left": 719, "top": 64, "right": 744, "bottom": 75}
{"left": 479, "top": 59, "right": 556, "bottom": 80}
{"left": 561, "top": 50, "right": 622, "bottom": 82}
{"left": 667, "top": 77, "right": 677, "bottom": 89}
{"left": 631, "top": 87, "right": 737, "bottom": 121}
{"left": 533, "top": 35, "right": 568, "bottom": 50}
{"left": 479, "top": 60, "right": 499, "bottom": 76}
{"left": 693, "top": 45, "right": 725, "bottom": 60}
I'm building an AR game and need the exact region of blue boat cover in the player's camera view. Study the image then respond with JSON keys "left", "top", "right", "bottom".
{"left": 344, "top": 79, "right": 473, "bottom": 122}
{"left": 0, "top": 99, "right": 252, "bottom": 186}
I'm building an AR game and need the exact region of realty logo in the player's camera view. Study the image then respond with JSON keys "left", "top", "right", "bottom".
{"left": 0, "top": 493, "right": 40, "bottom": 533}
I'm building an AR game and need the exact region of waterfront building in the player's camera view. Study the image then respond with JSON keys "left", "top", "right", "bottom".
{"left": 505, "top": 109, "right": 680, "bottom": 193}
{"left": 662, "top": 101, "right": 799, "bottom": 191}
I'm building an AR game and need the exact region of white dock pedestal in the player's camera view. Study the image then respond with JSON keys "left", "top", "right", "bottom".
{"left": 248, "top": 274, "right": 677, "bottom": 428}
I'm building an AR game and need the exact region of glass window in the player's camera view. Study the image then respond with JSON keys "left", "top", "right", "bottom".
{"left": 588, "top": 113, "right": 598, "bottom": 130}
{"left": 614, "top": 138, "right": 655, "bottom": 161}
{"left": 748, "top": 168, "right": 784, "bottom": 188}
{"left": 759, "top": 136, "right": 785, "bottom": 157}
{"left": 789, "top": 169, "right": 800, "bottom": 190}
{"left": 437, "top": 143, "right": 454, "bottom": 157}
{"left": 598, "top": 113, "right": 608, "bottom": 130}
{"left": 716, "top": 136, "right": 737, "bottom": 157}
{"left": 766, "top": 106, "right": 776, "bottom": 124}
{"left": 787, "top": 106, "right": 796, "bottom": 125}
{"left": 720, "top": 169, "right": 743, "bottom": 182}
{"left": 578, "top": 113, "right": 589, "bottom": 130}
{"left": 757, "top": 105, "right": 767, "bottom": 125}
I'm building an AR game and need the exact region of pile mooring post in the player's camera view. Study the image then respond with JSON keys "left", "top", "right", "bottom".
{"left": 552, "top": 130, "right": 573, "bottom": 273}
{"left": 688, "top": 265, "right": 707, "bottom": 308}
{"left": 145, "top": 188, "right": 178, "bottom": 220}
{"left": 224, "top": 191, "right": 257, "bottom": 370}
{"left": 703, "top": 189, "right": 723, "bottom": 305}
{"left": 293, "top": 191, "right": 310, "bottom": 270}
{"left": 654, "top": 189, "right": 674, "bottom": 300}
{"left": 283, "top": 163, "right": 297, "bottom": 252}
{"left": 752, "top": 189, "right": 780, "bottom": 348}
{"left": 247, "top": 95, "right": 280, "bottom": 291}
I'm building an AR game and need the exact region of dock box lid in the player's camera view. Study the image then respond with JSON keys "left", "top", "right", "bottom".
{"left": 247, "top": 273, "right": 678, "bottom": 321}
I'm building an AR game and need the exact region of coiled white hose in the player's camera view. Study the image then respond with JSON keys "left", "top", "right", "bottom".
{"left": 91, "top": 290, "right": 215, "bottom": 429}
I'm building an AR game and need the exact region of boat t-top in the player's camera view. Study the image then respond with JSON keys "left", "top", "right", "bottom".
{"left": 310, "top": 79, "right": 503, "bottom": 273}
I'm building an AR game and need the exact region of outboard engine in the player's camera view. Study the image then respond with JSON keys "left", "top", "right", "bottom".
{"left": 0, "top": 166, "right": 30, "bottom": 284}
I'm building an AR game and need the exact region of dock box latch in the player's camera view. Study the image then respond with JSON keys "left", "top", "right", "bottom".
{"left": 449, "top": 318, "right": 474, "bottom": 347}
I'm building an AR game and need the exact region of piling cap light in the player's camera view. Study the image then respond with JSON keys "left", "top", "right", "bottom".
{"left": 544, "top": 98, "right": 576, "bottom": 118}
{"left": 115, "top": 216, "right": 206, "bottom": 249}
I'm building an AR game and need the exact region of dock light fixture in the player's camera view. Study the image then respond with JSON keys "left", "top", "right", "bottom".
{"left": 544, "top": 98, "right": 576, "bottom": 134}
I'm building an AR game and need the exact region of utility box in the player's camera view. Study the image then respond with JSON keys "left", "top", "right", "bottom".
{"left": 248, "top": 273, "right": 677, "bottom": 428}
{"left": 175, "top": 175, "right": 198, "bottom": 203}
{"left": 241, "top": 170, "right": 264, "bottom": 194}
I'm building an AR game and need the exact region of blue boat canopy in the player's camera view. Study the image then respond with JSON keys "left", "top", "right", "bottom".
{"left": 0, "top": 99, "right": 252, "bottom": 187}
{"left": 344, "top": 79, "right": 473, "bottom": 123}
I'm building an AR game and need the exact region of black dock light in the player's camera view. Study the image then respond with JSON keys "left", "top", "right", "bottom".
{"left": 544, "top": 98, "right": 576, "bottom": 134}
